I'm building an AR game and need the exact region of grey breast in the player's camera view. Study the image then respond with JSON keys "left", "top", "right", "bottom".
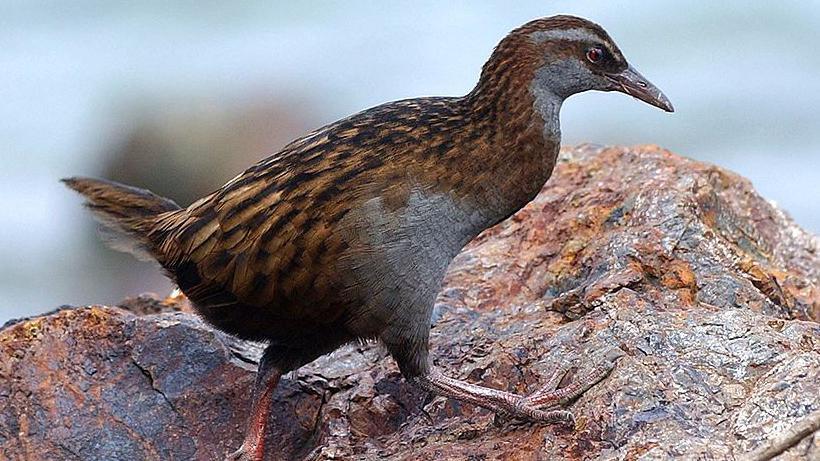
{"left": 335, "top": 187, "right": 488, "bottom": 337}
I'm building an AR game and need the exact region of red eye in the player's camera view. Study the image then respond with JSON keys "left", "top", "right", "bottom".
{"left": 586, "top": 47, "right": 603, "bottom": 63}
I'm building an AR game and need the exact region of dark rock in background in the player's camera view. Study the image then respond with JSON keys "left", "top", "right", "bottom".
{"left": 102, "top": 95, "right": 319, "bottom": 206}
{"left": 2, "top": 145, "right": 817, "bottom": 460}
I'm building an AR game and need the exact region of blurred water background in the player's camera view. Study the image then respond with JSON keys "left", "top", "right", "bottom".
{"left": 1, "top": 1, "right": 818, "bottom": 321}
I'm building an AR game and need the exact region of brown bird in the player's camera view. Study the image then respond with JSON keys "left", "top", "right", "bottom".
{"left": 64, "top": 15, "right": 672, "bottom": 461}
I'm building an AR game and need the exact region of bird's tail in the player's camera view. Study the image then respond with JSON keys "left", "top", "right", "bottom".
{"left": 62, "top": 177, "right": 182, "bottom": 262}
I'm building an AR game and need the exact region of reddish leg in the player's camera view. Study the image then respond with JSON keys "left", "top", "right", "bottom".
{"left": 226, "top": 348, "right": 283, "bottom": 461}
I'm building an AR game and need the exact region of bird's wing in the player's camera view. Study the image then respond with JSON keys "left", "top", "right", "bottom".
{"left": 157, "top": 121, "right": 385, "bottom": 323}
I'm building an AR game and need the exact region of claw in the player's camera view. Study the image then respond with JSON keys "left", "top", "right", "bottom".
{"left": 524, "top": 348, "right": 622, "bottom": 410}
{"left": 225, "top": 446, "right": 250, "bottom": 461}
{"left": 226, "top": 443, "right": 261, "bottom": 461}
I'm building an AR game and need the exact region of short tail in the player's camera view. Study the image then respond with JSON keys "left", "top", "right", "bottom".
{"left": 62, "top": 177, "right": 182, "bottom": 261}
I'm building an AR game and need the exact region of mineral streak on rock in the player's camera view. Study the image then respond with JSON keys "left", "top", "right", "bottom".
{"left": 1, "top": 145, "right": 818, "bottom": 460}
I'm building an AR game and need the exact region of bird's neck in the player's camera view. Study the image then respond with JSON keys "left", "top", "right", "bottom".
{"left": 529, "top": 84, "right": 563, "bottom": 143}
{"left": 450, "top": 59, "right": 563, "bottom": 228}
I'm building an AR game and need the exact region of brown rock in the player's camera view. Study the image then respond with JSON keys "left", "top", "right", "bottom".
{"left": 0, "top": 307, "right": 260, "bottom": 460}
{"left": 2, "top": 145, "right": 818, "bottom": 460}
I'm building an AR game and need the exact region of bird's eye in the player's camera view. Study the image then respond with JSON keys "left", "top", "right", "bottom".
{"left": 586, "top": 47, "right": 604, "bottom": 63}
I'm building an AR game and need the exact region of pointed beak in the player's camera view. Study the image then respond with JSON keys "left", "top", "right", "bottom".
{"left": 606, "top": 65, "right": 674, "bottom": 112}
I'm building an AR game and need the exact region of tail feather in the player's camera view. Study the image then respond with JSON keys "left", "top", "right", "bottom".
{"left": 62, "top": 177, "right": 182, "bottom": 261}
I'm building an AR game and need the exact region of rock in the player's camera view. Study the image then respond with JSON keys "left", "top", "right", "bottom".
{"left": 1, "top": 145, "right": 818, "bottom": 460}
{"left": 117, "top": 290, "right": 195, "bottom": 316}
{"left": 0, "top": 307, "right": 260, "bottom": 460}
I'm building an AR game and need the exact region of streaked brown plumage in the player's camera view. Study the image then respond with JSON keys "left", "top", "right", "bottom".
{"left": 64, "top": 15, "right": 672, "bottom": 461}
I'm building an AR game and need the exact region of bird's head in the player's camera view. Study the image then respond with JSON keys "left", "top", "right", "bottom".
{"left": 486, "top": 15, "right": 673, "bottom": 113}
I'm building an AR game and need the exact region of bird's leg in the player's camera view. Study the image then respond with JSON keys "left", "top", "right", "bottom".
{"left": 521, "top": 348, "right": 623, "bottom": 411}
{"left": 226, "top": 346, "right": 283, "bottom": 461}
{"left": 415, "top": 369, "right": 574, "bottom": 424}
{"left": 414, "top": 349, "right": 622, "bottom": 424}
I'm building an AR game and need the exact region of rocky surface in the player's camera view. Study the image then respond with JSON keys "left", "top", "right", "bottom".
{"left": 1, "top": 145, "right": 818, "bottom": 460}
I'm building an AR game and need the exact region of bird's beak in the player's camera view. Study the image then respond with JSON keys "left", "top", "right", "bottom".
{"left": 606, "top": 65, "right": 674, "bottom": 112}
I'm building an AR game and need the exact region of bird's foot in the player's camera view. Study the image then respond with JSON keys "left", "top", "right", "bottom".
{"left": 521, "top": 347, "right": 624, "bottom": 411}
{"left": 506, "top": 402, "right": 576, "bottom": 426}
{"left": 225, "top": 447, "right": 246, "bottom": 461}
{"left": 416, "top": 348, "right": 622, "bottom": 427}
{"left": 498, "top": 349, "right": 622, "bottom": 426}
{"left": 225, "top": 443, "right": 261, "bottom": 461}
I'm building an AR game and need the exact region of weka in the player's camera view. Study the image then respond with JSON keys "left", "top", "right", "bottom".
{"left": 64, "top": 15, "right": 672, "bottom": 461}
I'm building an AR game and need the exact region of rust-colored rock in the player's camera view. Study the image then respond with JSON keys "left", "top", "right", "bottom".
{"left": 1, "top": 145, "right": 818, "bottom": 460}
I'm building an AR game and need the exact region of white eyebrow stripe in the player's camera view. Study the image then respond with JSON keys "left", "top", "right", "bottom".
{"left": 529, "top": 28, "right": 616, "bottom": 56}
{"left": 530, "top": 28, "right": 600, "bottom": 43}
